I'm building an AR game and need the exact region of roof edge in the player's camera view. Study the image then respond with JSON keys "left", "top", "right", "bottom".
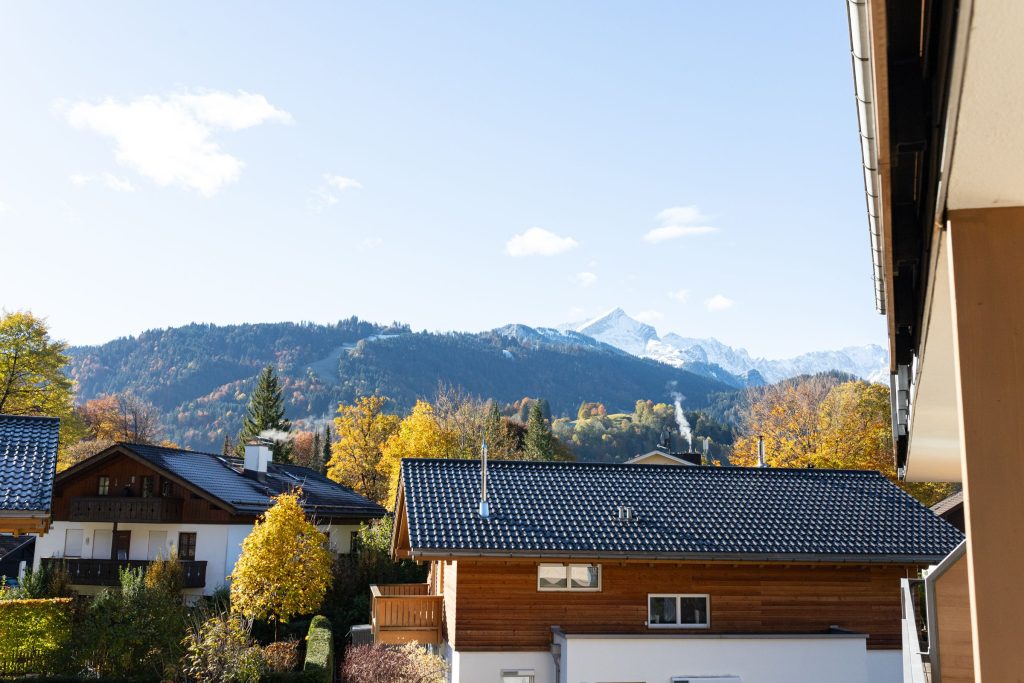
{"left": 408, "top": 548, "right": 945, "bottom": 565}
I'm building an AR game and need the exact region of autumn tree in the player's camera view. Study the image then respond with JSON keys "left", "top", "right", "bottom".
{"left": 236, "top": 365, "right": 292, "bottom": 462}
{"left": 328, "top": 396, "right": 400, "bottom": 504}
{"left": 379, "top": 400, "right": 462, "bottom": 506}
{"left": 0, "top": 311, "right": 83, "bottom": 456}
{"left": 230, "top": 490, "right": 333, "bottom": 634}
{"left": 731, "top": 377, "right": 953, "bottom": 505}
{"left": 78, "top": 392, "right": 162, "bottom": 443}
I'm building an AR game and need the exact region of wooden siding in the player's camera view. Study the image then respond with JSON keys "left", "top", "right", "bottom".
{"left": 52, "top": 450, "right": 235, "bottom": 524}
{"left": 443, "top": 560, "right": 458, "bottom": 644}
{"left": 449, "top": 559, "right": 914, "bottom": 652}
{"left": 934, "top": 552, "right": 974, "bottom": 682}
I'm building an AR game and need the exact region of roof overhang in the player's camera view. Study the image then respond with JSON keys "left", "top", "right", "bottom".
{"left": 405, "top": 547, "right": 944, "bottom": 566}
{"left": 0, "top": 510, "right": 50, "bottom": 535}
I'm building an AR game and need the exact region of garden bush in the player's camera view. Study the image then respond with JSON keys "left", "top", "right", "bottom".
{"left": 0, "top": 597, "right": 73, "bottom": 675}
{"left": 182, "top": 610, "right": 265, "bottom": 683}
{"left": 302, "top": 616, "right": 333, "bottom": 682}
{"left": 340, "top": 643, "right": 447, "bottom": 683}
{"left": 263, "top": 640, "right": 300, "bottom": 673}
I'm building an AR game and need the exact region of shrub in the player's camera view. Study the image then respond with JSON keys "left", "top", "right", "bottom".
{"left": 302, "top": 616, "right": 333, "bottom": 682}
{"left": 0, "top": 597, "right": 73, "bottom": 675}
{"left": 340, "top": 643, "right": 447, "bottom": 683}
{"left": 76, "top": 567, "right": 185, "bottom": 678}
{"left": 6, "top": 563, "right": 74, "bottom": 600}
{"left": 182, "top": 611, "right": 266, "bottom": 683}
{"left": 144, "top": 552, "right": 184, "bottom": 594}
{"left": 263, "top": 640, "right": 300, "bottom": 673}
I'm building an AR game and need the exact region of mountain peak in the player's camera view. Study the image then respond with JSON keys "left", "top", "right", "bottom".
{"left": 573, "top": 308, "right": 659, "bottom": 357}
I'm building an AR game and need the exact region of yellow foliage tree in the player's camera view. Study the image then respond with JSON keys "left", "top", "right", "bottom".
{"left": 327, "top": 396, "right": 400, "bottom": 504}
{"left": 230, "top": 490, "right": 333, "bottom": 629}
{"left": 380, "top": 400, "right": 462, "bottom": 507}
{"left": 732, "top": 378, "right": 953, "bottom": 506}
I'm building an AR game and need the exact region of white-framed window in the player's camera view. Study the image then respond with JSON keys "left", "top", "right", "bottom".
{"left": 63, "top": 529, "right": 84, "bottom": 558}
{"left": 648, "top": 594, "right": 710, "bottom": 628}
{"left": 537, "top": 563, "right": 601, "bottom": 591}
{"left": 501, "top": 671, "right": 535, "bottom": 683}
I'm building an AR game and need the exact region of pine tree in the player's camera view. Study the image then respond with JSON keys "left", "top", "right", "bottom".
{"left": 236, "top": 365, "right": 292, "bottom": 463}
{"left": 525, "top": 401, "right": 555, "bottom": 460}
{"left": 221, "top": 434, "right": 231, "bottom": 456}
{"left": 321, "top": 425, "right": 332, "bottom": 474}
{"left": 311, "top": 430, "right": 322, "bottom": 471}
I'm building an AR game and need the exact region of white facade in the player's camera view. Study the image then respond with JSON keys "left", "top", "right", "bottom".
{"left": 444, "top": 633, "right": 899, "bottom": 683}
{"left": 35, "top": 520, "right": 360, "bottom": 597}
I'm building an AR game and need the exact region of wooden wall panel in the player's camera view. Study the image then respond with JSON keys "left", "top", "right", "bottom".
{"left": 934, "top": 552, "right": 974, "bottom": 682}
{"left": 452, "top": 559, "right": 914, "bottom": 652}
{"left": 443, "top": 560, "right": 458, "bottom": 645}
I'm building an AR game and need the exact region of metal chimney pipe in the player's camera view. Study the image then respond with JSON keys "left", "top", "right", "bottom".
{"left": 757, "top": 435, "right": 766, "bottom": 468}
{"left": 479, "top": 440, "right": 490, "bottom": 519}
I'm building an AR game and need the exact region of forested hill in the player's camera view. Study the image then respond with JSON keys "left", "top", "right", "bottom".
{"left": 68, "top": 318, "right": 735, "bottom": 451}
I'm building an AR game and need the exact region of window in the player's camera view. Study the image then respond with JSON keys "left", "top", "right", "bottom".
{"left": 97, "top": 475, "right": 110, "bottom": 496}
{"left": 161, "top": 478, "right": 172, "bottom": 497}
{"left": 141, "top": 476, "right": 154, "bottom": 498}
{"left": 64, "top": 529, "right": 84, "bottom": 558}
{"left": 147, "top": 530, "right": 167, "bottom": 560}
{"left": 648, "top": 594, "right": 710, "bottom": 628}
{"left": 178, "top": 532, "right": 197, "bottom": 561}
{"left": 537, "top": 564, "right": 601, "bottom": 591}
{"left": 501, "top": 671, "right": 535, "bottom": 683}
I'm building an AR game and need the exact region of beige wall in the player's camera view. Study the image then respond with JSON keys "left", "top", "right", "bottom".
{"left": 932, "top": 551, "right": 974, "bottom": 682}
{"left": 947, "top": 207, "right": 1024, "bottom": 682}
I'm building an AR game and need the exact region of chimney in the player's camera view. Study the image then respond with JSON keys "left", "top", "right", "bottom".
{"left": 478, "top": 440, "right": 490, "bottom": 519}
{"left": 244, "top": 440, "right": 274, "bottom": 481}
{"left": 757, "top": 435, "right": 767, "bottom": 468}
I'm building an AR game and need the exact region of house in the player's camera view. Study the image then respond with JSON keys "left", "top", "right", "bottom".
{"left": 0, "top": 414, "right": 59, "bottom": 535}
{"left": 845, "top": 0, "right": 1024, "bottom": 678}
{"left": 374, "top": 458, "right": 962, "bottom": 683}
{"left": 35, "top": 440, "right": 385, "bottom": 597}
{"left": 930, "top": 490, "right": 965, "bottom": 533}
{"left": 624, "top": 451, "right": 698, "bottom": 466}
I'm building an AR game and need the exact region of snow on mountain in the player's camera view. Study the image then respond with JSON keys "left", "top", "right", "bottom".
{"left": 560, "top": 308, "right": 888, "bottom": 385}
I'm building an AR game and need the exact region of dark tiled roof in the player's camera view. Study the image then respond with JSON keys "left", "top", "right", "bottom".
{"left": 930, "top": 490, "right": 963, "bottom": 517}
{"left": 117, "top": 443, "right": 385, "bottom": 519}
{"left": 0, "top": 415, "right": 59, "bottom": 513}
{"left": 400, "top": 459, "right": 964, "bottom": 563}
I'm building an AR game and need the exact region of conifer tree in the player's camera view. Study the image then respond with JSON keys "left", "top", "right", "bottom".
{"left": 525, "top": 401, "right": 555, "bottom": 460}
{"left": 236, "top": 365, "right": 292, "bottom": 462}
{"left": 311, "top": 430, "right": 322, "bottom": 471}
{"left": 221, "top": 434, "right": 231, "bottom": 456}
{"left": 321, "top": 425, "right": 332, "bottom": 473}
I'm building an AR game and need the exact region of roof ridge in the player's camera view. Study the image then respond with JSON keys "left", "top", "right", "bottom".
{"left": 399, "top": 457, "right": 887, "bottom": 476}
{"left": 0, "top": 414, "right": 60, "bottom": 422}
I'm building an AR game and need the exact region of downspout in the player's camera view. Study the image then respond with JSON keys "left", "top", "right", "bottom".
{"left": 847, "top": 0, "right": 886, "bottom": 315}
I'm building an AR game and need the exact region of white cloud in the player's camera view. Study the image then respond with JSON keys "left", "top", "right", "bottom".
{"left": 668, "top": 289, "right": 689, "bottom": 303}
{"left": 567, "top": 306, "right": 586, "bottom": 320}
{"left": 644, "top": 205, "right": 718, "bottom": 243}
{"left": 644, "top": 225, "right": 716, "bottom": 242}
{"left": 505, "top": 227, "right": 579, "bottom": 257}
{"left": 573, "top": 271, "right": 598, "bottom": 288}
{"left": 325, "top": 175, "right": 363, "bottom": 191}
{"left": 361, "top": 237, "right": 383, "bottom": 249}
{"left": 634, "top": 310, "right": 665, "bottom": 324}
{"left": 62, "top": 90, "right": 292, "bottom": 196}
{"left": 657, "top": 206, "right": 705, "bottom": 225}
{"left": 70, "top": 173, "right": 136, "bottom": 192}
{"left": 0, "top": 200, "right": 7, "bottom": 214}
{"left": 706, "top": 294, "right": 735, "bottom": 311}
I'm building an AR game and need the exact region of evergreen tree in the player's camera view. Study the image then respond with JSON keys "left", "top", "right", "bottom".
{"left": 221, "top": 434, "right": 231, "bottom": 456}
{"left": 236, "top": 365, "right": 292, "bottom": 462}
{"left": 311, "top": 430, "right": 322, "bottom": 471}
{"left": 525, "top": 401, "right": 555, "bottom": 460}
{"left": 321, "top": 425, "right": 332, "bottom": 473}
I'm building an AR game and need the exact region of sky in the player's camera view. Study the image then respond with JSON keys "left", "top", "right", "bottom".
{"left": 0, "top": 1, "right": 886, "bottom": 359}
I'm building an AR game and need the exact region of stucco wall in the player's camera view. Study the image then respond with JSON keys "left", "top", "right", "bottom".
{"left": 446, "top": 647, "right": 555, "bottom": 683}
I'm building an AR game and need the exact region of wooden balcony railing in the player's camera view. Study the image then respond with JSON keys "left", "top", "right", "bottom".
{"left": 69, "top": 496, "right": 183, "bottom": 523}
{"left": 370, "top": 583, "right": 443, "bottom": 646}
{"left": 42, "top": 558, "right": 207, "bottom": 588}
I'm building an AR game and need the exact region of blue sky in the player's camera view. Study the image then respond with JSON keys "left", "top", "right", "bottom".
{"left": 0, "top": 1, "right": 885, "bottom": 358}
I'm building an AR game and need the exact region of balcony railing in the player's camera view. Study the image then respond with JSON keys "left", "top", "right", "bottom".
{"left": 370, "top": 583, "right": 443, "bottom": 646}
{"left": 69, "top": 496, "right": 183, "bottom": 523}
{"left": 42, "top": 558, "right": 207, "bottom": 588}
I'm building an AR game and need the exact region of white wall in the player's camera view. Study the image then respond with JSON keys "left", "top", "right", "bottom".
{"left": 866, "top": 650, "right": 902, "bottom": 683}
{"left": 320, "top": 523, "right": 360, "bottom": 555}
{"left": 553, "top": 633, "right": 884, "bottom": 683}
{"left": 446, "top": 647, "right": 555, "bottom": 683}
{"left": 35, "top": 521, "right": 251, "bottom": 596}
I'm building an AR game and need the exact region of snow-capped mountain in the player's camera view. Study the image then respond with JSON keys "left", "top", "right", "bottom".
{"left": 560, "top": 308, "right": 888, "bottom": 385}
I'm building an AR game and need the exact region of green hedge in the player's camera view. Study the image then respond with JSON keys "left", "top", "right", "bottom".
{"left": 0, "top": 598, "right": 73, "bottom": 675}
{"left": 303, "top": 615, "right": 333, "bottom": 682}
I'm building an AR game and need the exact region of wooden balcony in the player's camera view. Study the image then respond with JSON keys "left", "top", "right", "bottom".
{"left": 370, "top": 583, "right": 443, "bottom": 646}
{"left": 42, "top": 558, "right": 207, "bottom": 588}
{"left": 69, "top": 496, "right": 183, "bottom": 523}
